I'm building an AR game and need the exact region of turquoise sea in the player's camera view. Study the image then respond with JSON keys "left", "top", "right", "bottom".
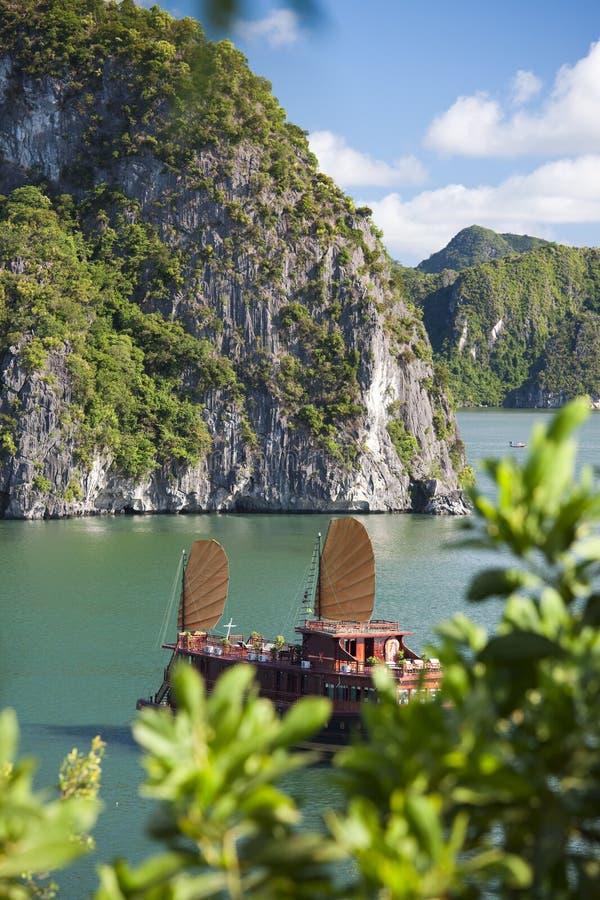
{"left": 1, "top": 408, "right": 599, "bottom": 897}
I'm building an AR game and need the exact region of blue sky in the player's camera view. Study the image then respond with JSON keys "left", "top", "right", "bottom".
{"left": 155, "top": 0, "right": 600, "bottom": 265}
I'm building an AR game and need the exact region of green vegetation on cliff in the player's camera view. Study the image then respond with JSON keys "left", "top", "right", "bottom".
{"left": 0, "top": 0, "right": 300, "bottom": 171}
{"left": 417, "top": 224, "right": 552, "bottom": 275}
{"left": 402, "top": 239, "right": 600, "bottom": 407}
{"left": 0, "top": 0, "right": 445, "bottom": 497}
{"left": 0, "top": 186, "right": 230, "bottom": 476}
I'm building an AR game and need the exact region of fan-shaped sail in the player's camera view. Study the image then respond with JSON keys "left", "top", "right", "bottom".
{"left": 318, "top": 518, "right": 375, "bottom": 621}
{"left": 178, "top": 539, "right": 228, "bottom": 633}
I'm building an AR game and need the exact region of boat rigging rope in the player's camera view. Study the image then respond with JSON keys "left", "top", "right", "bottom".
{"left": 284, "top": 557, "right": 315, "bottom": 634}
{"left": 156, "top": 551, "right": 185, "bottom": 649}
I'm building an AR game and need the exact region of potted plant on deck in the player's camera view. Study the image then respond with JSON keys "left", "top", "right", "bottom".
{"left": 270, "top": 635, "right": 286, "bottom": 660}
{"left": 179, "top": 632, "right": 193, "bottom": 651}
{"left": 249, "top": 631, "right": 263, "bottom": 652}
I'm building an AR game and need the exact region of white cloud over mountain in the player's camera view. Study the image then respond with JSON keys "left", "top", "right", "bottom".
{"left": 309, "top": 131, "right": 427, "bottom": 188}
{"left": 367, "top": 155, "right": 600, "bottom": 264}
{"left": 426, "top": 41, "right": 600, "bottom": 157}
{"left": 234, "top": 9, "right": 301, "bottom": 47}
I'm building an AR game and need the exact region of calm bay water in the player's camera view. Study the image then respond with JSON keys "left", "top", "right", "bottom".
{"left": 1, "top": 409, "right": 599, "bottom": 897}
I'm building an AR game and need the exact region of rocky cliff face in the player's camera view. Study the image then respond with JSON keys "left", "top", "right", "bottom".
{"left": 0, "top": 0, "right": 468, "bottom": 518}
{"left": 404, "top": 242, "right": 600, "bottom": 409}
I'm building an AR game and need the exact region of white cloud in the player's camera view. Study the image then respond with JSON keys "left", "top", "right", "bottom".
{"left": 365, "top": 155, "right": 600, "bottom": 265}
{"left": 309, "top": 130, "right": 427, "bottom": 188}
{"left": 511, "top": 69, "right": 542, "bottom": 105}
{"left": 426, "top": 41, "right": 600, "bottom": 157}
{"left": 425, "top": 94, "right": 503, "bottom": 157}
{"left": 234, "top": 9, "right": 301, "bottom": 48}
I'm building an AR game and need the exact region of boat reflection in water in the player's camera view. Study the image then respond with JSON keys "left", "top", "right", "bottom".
{"left": 138, "top": 517, "right": 442, "bottom": 750}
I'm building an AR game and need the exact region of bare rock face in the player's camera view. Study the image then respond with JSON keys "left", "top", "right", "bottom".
{"left": 504, "top": 381, "right": 600, "bottom": 410}
{"left": 0, "top": 328, "right": 468, "bottom": 518}
{"left": 0, "top": 344, "right": 80, "bottom": 518}
{"left": 0, "top": 13, "right": 469, "bottom": 519}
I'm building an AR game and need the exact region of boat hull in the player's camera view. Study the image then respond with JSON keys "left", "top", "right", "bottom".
{"left": 138, "top": 637, "right": 441, "bottom": 750}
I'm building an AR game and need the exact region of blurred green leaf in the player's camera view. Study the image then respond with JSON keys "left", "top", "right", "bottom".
{"left": 582, "top": 593, "right": 600, "bottom": 627}
{"left": 0, "top": 708, "right": 18, "bottom": 765}
{"left": 467, "top": 567, "right": 541, "bottom": 601}
{"left": 479, "top": 631, "right": 565, "bottom": 663}
{"left": 275, "top": 695, "right": 330, "bottom": 746}
{"left": 546, "top": 395, "right": 590, "bottom": 443}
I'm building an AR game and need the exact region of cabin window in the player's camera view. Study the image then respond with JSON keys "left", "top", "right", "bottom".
{"left": 324, "top": 682, "right": 335, "bottom": 699}
{"left": 399, "top": 689, "right": 410, "bottom": 704}
{"left": 336, "top": 684, "right": 347, "bottom": 702}
{"left": 349, "top": 686, "right": 358, "bottom": 702}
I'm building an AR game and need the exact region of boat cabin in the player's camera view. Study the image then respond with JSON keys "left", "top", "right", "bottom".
{"left": 297, "top": 618, "right": 416, "bottom": 673}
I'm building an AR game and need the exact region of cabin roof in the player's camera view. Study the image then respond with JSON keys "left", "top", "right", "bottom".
{"left": 296, "top": 618, "right": 413, "bottom": 638}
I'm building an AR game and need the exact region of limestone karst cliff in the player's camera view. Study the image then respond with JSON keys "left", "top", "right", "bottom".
{"left": 402, "top": 238, "right": 600, "bottom": 409}
{"left": 0, "top": 0, "right": 468, "bottom": 518}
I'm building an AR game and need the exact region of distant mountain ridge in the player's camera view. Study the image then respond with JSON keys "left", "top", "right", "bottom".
{"left": 417, "top": 225, "right": 552, "bottom": 274}
{"left": 401, "top": 230, "right": 600, "bottom": 408}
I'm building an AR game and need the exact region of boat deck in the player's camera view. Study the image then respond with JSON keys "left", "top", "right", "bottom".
{"left": 165, "top": 634, "right": 441, "bottom": 684}
{"left": 298, "top": 618, "right": 413, "bottom": 636}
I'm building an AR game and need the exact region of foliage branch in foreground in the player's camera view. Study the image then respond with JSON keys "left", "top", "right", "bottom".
{"left": 2, "top": 398, "right": 600, "bottom": 897}
{"left": 96, "top": 664, "right": 338, "bottom": 898}
{"left": 330, "top": 400, "right": 600, "bottom": 898}
{"left": 0, "top": 711, "right": 103, "bottom": 899}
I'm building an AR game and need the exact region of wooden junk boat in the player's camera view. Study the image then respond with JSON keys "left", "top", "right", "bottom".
{"left": 138, "top": 517, "right": 442, "bottom": 749}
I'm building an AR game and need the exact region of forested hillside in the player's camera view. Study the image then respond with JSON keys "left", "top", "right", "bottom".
{"left": 0, "top": 0, "right": 467, "bottom": 517}
{"left": 402, "top": 238, "right": 600, "bottom": 407}
{"left": 417, "top": 224, "right": 551, "bottom": 275}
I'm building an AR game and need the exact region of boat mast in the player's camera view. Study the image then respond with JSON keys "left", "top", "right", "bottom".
{"left": 315, "top": 531, "right": 322, "bottom": 619}
{"left": 180, "top": 549, "right": 187, "bottom": 633}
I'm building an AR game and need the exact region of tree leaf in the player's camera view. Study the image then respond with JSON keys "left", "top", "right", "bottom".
{"left": 479, "top": 631, "right": 565, "bottom": 663}
{"left": 275, "top": 696, "right": 331, "bottom": 747}
{"left": 547, "top": 396, "right": 590, "bottom": 444}
{"left": 0, "top": 707, "right": 18, "bottom": 765}
{"left": 467, "top": 568, "right": 540, "bottom": 601}
{"left": 582, "top": 593, "right": 600, "bottom": 627}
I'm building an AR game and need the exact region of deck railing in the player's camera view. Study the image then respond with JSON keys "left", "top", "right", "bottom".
{"left": 335, "top": 658, "right": 442, "bottom": 677}
{"left": 173, "top": 633, "right": 441, "bottom": 680}
{"left": 298, "top": 618, "right": 405, "bottom": 635}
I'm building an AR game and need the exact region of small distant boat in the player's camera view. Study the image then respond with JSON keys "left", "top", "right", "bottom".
{"left": 137, "top": 517, "right": 442, "bottom": 750}
{"left": 509, "top": 440, "right": 527, "bottom": 448}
